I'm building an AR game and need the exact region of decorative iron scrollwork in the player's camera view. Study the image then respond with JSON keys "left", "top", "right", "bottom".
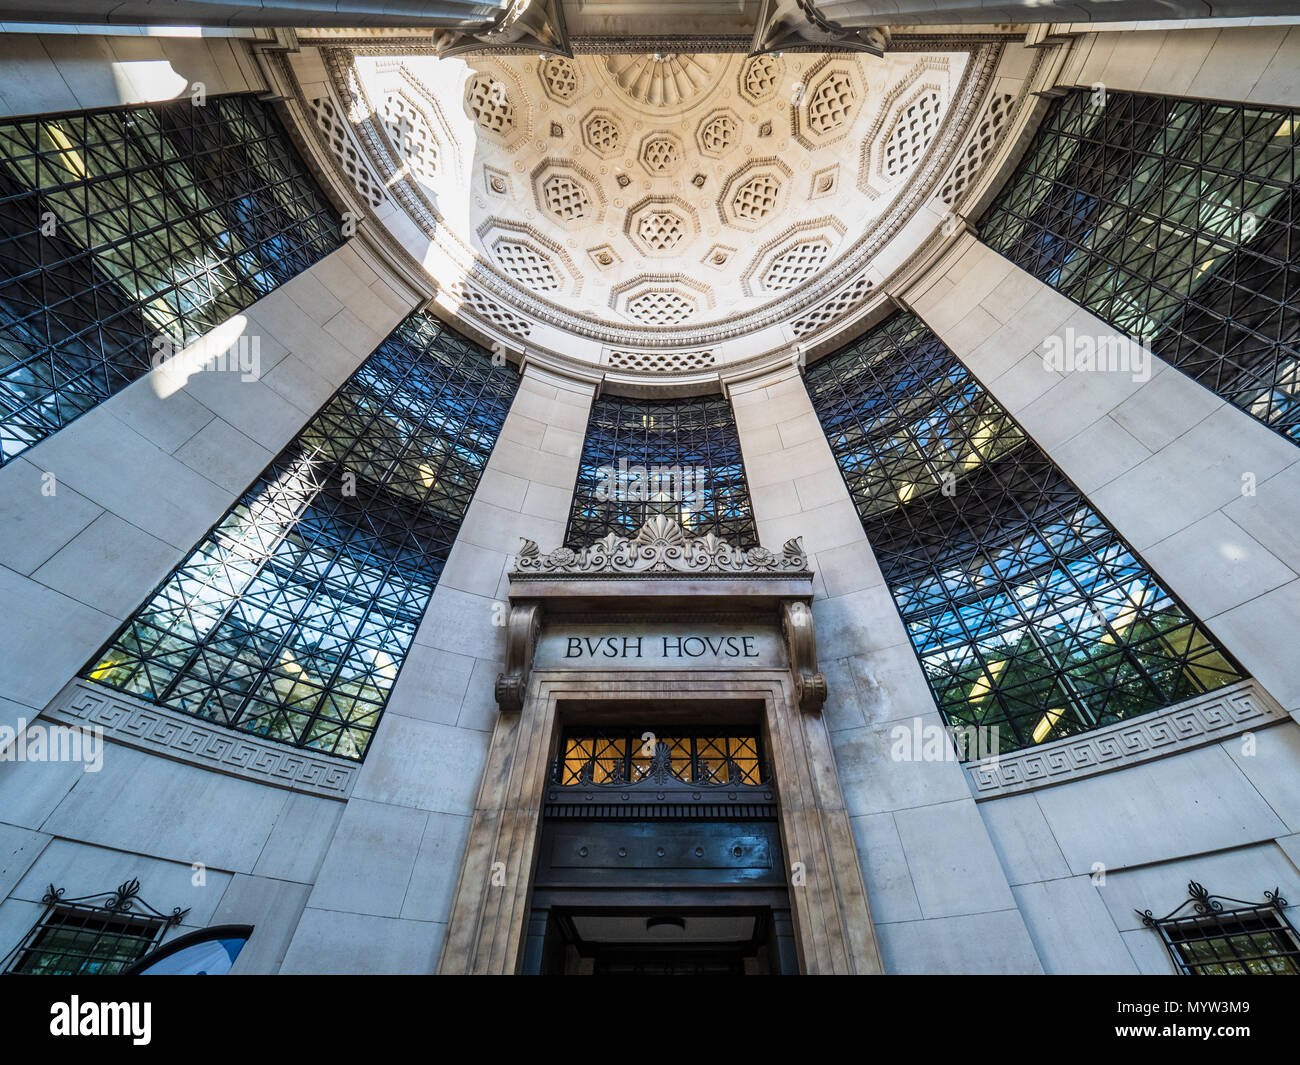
{"left": 1138, "top": 881, "right": 1289, "bottom": 928}
{"left": 1137, "top": 880, "right": 1300, "bottom": 975}
{"left": 551, "top": 736, "right": 771, "bottom": 791}
{"left": 39, "top": 878, "right": 188, "bottom": 928}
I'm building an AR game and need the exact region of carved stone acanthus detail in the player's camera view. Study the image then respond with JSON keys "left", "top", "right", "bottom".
{"left": 495, "top": 601, "right": 542, "bottom": 712}
{"left": 781, "top": 600, "right": 826, "bottom": 713}
{"left": 514, "top": 515, "right": 811, "bottom": 578}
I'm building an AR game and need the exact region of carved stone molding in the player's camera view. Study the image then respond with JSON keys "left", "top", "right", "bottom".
{"left": 751, "top": 0, "right": 889, "bottom": 56}
{"left": 495, "top": 601, "right": 542, "bottom": 712}
{"left": 780, "top": 600, "right": 826, "bottom": 713}
{"left": 501, "top": 518, "right": 825, "bottom": 715}
{"left": 965, "top": 680, "right": 1288, "bottom": 800}
{"left": 432, "top": 0, "right": 572, "bottom": 58}
{"left": 514, "top": 514, "right": 811, "bottom": 580}
{"left": 42, "top": 680, "right": 357, "bottom": 799}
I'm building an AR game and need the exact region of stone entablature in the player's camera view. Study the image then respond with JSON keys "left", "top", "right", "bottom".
{"left": 496, "top": 517, "right": 827, "bottom": 712}
{"left": 965, "top": 679, "right": 1287, "bottom": 800}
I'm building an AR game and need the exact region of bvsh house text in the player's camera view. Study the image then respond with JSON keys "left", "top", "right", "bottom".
{"left": 563, "top": 635, "right": 764, "bottom": 660}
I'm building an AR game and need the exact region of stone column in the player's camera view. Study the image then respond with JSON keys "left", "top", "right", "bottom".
{"left": 727, "top": 363, "right": 1043, "bottom": 974}
{"left": 0, "top": 241, "right": 420, "bottom": 740}
{"left": 902, "top": 233, "right": 1300, "bottom": 720}
{"left": 279, "top": 362, "right": 595, "bottom": 974}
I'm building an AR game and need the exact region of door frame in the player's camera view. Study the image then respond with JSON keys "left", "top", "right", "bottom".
{"left": 437, "top": 671, "right": 884, "bottom": 974}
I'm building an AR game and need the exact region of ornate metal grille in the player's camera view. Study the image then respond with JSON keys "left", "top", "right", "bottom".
{"left": 803, "top": 310, "right": 1243, "bottom": 755}
{"left": 565, "top": 393, "right": 757, "bottom": 547}
{"left": 556, "top": 729, "right": 765, "bottom": 787}
{"left": 0, "top": 93, "right": 343, "bottom": 465}
{"left": 2, "top": 879, "right": 187, "bottom": 976}
{"left": 1139, "top": 881, "right": 1300, "bottom": 975}
{"left": 980, "top": 89, "right": 1300, "bottom": 442}
{"left": 81, "top": 312, "right": 518, "bottom": 761}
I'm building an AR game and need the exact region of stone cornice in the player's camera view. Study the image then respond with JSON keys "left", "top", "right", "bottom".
{"left": 42, "top": 680, "right": 358, "bottom": 800}
{"left": 964, "top": 680, "right": 1287, "bottom": 800}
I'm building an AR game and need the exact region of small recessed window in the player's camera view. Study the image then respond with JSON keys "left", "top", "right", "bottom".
{"left": 1140, "top": 881, "right": 1300, "bottom": 975}
{"left": 8, "top": 909, "right": 166, "bottom": 976}
{"left": 2, "top": 879, "right": 187, "bottom": 976}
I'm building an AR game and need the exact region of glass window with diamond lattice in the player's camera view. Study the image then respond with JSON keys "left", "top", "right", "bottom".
{"left": 980, "top": 89, "right": 1300, "bottom": 443}
{"left": 804, "top": 310, "right": 1244, "bottom": 755}
{"left": 82, "top": 313, "right": 517, "bottom": 760}
{"left": 565, "top": 392, "right": 758, "bottom": 548}
{"left": 0, "top": 93, "right": 342, "bottom": 466}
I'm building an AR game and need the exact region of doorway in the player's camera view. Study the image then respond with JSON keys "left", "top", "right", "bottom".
{"left": 536, "top": 907, "right": 794, "bottom": 974}
{"left": 521, "top": 721, "right": 797, "bottom": 975}
{"left": 437, "top": 674, "right": 881, "bottom": 974}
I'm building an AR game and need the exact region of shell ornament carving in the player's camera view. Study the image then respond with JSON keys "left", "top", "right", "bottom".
{"left": 514, "top": 517, "right": 809, "bottom": 578}
{"left": 605, "top": 54, "right": 722, "bottom": 108}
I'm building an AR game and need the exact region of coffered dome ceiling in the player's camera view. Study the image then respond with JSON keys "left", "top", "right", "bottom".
{"left": 286, "top": 40, "right": 1029, "bottom": 378}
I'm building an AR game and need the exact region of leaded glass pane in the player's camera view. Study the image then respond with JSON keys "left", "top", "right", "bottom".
{"left": 980, "top": 89, "right": 1300, "bottom": 442}
{"left": 804, "top": 310, "right": 1244, "bottom": 756}
{"left": 81, "top": 312, "right": 517, "bottom": 761}
{"left": 556, "top": 729, "right": 767, "bottom": 787}
{"left": 0, "top": 93, "right": 342, "bottom": 464}
{"left": 566, "top": 392, "right": 757, "bottom": 547}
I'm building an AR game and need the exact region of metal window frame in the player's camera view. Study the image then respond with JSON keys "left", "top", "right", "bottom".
{"left": 803, "top": 309, "right": 1244, "bottom": 756}
{"left": 79, "top": 312, "right": 519, "bottom": 761}
{"left": 2, "top": 878, "right": 189, "bottom": 976}
{"left": 1138, "top": 880, "right": 1300, "bottom": 976}
{"left": 555, "top": 727, "right": 769, "bottom": 788}
{"left": 0, "top": 91, "right": 343, "bottom": 465}
{"left": 565, "top": 391, "right": 759, "bottom": 548}
{"left": 979, "top": 88, "right": 1300, "bottom": 443}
